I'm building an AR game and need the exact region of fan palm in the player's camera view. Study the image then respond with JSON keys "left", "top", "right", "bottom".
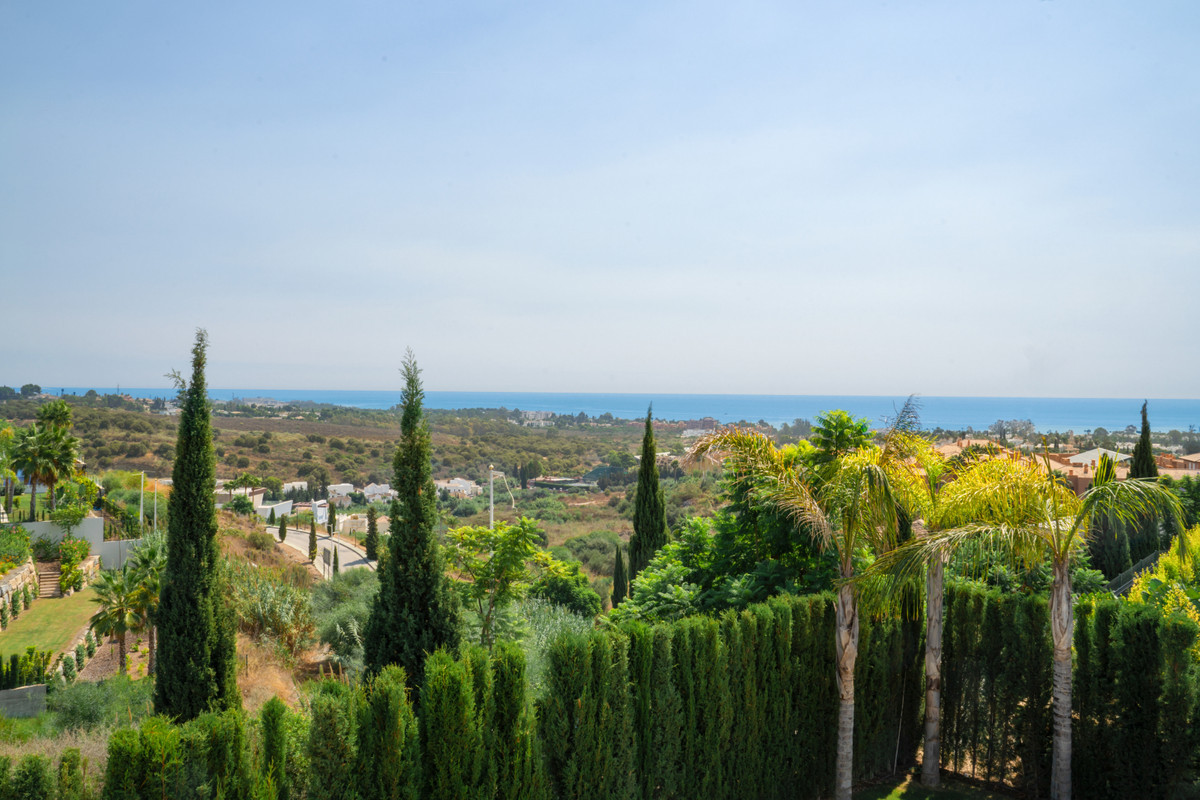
{"left": 688, "top": 427, "right": 900, "bottom": 800}
{"left": 875, "top": 450, "right": 1182, "bottom": 799}
{"left": 129, "top": 534, "right": 166, "bottom": 676}
{"left": 89, "top": 568, "right": 140, "bottom": 677}
{"left": 12, "top": 424, "right": 57, "bottom": 520}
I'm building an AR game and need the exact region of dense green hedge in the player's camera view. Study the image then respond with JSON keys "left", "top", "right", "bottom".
{"left": 943, "top": 581, "right": 1200, "bottom": 800}
{"left": 100, "top": 593, "right": 920, "bottom": 800}
{"left": 539, "top": 592, "right": 921, "bottom": 800}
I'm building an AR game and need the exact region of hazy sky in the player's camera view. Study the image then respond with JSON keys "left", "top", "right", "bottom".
{"left": 3, "top": 2, "right": 1198, "bottom": 397}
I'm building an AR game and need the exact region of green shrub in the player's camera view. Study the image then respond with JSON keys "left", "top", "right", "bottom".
{"left": 529, "top": 562, "right": 601, "bottom": 617}
{"left": 307, "top": 681, "right": 359, "bottom": 800}
{"left": 50, "top": 674, "right": 154, "bottom": 731}
{"left": 356, "top": 665, "right": 419, "bottom": 800}
{"left": 61, "top": 656, "right": 76, "bottom": 682}
{"left": 57, "top": 748, "right": 86, "bottom": 800}
{"left": 260, "top": 698, "right": 289, "bottom": 800}
{"left": 1, "top": 601, "right": 8, "bottom": 630}
{"left": 85, "top": 632, "right": 96, "bottom": 658}
{"left": 12, "top": 754, "right": 55, "bottom": 800}
{"left": 75, "top": 644, "right": 86, "bottom": 670}
{"left": 247, "top": 530, "right": 275, "bottom": 551}
{"left": 421, "top": 650, "right": 479, "bottom": 800}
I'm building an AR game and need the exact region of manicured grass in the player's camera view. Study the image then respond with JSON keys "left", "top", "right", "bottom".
{"left": 855, "top": 775, "right": 1014, "bottom": 800}
{"left": 0, "top": 586, "right": 97, "bottom": 657}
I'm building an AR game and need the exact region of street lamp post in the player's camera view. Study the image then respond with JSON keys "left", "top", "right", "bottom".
{"left": 489, "top": 464, "right": 494, "bottom": 530}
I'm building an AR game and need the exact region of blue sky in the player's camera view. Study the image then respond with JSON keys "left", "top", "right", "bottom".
{"left": 3, "top": 2, "right": 1198, "bottom": 397}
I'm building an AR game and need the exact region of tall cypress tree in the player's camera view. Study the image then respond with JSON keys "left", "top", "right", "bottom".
{"left": 278, "top": 514, "right": 287, "bottom": 544}
{"left": 612, "top": 546, "right": 628, "bottom": 608}
{"left": 365, "top": 506, "right": 379, "bottom": 561}
{"left": 363, "top": 350, "right": 460, "bottom": 689}
{"left": 333, "top": 546, "right": 340, "bottom": 574}
{"left": 329, "top": 503, "right": 338, "bottom": 537}
{"left": 309, "top": 517, "right": 318, "bottom": 561}
{"left": 1130, "top": 401, "right": 1164, "bottom": 556}
{"left": 154, "top": 329, "right": 240, "bottom": 720}
{"left": 1131, "top": 401, "right": 1160, "bottom": 479}
{"left": 629, "top": 406, "right": 668, "bottom": 582}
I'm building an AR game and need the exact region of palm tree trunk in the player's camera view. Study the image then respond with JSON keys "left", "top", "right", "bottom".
{"left": 1050, "top": 559, "right": 1073, "bottom": 800}
{"left": 922, "top": 553, "right": 946, "bottom": 786}
{"left": 28, "top": 482, "right": 37, "bottom": 522}
{"left": 48, "top": 479, "right": 57, "bottom": 512}
{"left": 835, "top": 581, "right": 860, "bottom": 800}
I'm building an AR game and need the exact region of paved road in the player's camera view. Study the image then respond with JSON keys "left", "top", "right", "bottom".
{"left": 273, "top": 525, "right": 375, "bottom": 579}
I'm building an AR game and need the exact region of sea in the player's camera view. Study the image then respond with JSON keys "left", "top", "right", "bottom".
{"left": 41, "top": 388, "right": 1200, "bottom": 434}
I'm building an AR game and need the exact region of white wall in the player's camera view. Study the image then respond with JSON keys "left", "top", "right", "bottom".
{"left": 20, "top": 518, "right": 141, "bottom": 571}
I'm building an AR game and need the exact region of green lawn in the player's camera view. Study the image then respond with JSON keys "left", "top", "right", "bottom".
{"left": 0, "top": 586, "right": 97, "bottom": 657}
{"left": 855, "top": 775, "right": 1014, "bottom": 800}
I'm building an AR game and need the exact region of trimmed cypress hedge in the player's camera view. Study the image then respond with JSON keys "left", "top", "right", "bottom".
{"left": 97, "top": 586, "right": 1200, "bottom": 800}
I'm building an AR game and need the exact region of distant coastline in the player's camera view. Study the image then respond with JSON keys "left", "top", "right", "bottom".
{"left": 38, "top": 388, "right": 1200, "bottom": 433}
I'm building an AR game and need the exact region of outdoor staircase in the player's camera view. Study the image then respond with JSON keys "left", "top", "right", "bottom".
{"left": 37, "top": 567, "right": 61, "bottom": 599}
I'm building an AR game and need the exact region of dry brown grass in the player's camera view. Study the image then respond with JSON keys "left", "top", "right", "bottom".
{"left": 0, "top": 726, "right": 111, "bottom": 789}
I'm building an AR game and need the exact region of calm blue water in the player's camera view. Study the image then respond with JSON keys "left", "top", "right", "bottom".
{"left": 42, "top": 388, "right": 1200, "bottom": 433}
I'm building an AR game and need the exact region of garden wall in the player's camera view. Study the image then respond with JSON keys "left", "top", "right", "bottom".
{"left": 0, "top": 683, "right": 46, "bottom": 718}
{"left": 0, "top": 558, "right": 37, "bottom": 604}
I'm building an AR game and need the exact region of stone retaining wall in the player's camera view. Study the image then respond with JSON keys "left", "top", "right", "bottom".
{"left": 0, "top": 558, "right": 38, "bottom": 605}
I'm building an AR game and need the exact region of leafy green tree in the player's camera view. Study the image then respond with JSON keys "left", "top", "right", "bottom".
{"left": 529, "top": 562, "right": 602, "bottom": 617}
{"left": 630, "top": 407, "right": 668, "bottom": 581}
{"left": 445, "top": 517, "right": 564, "bottom": 647}
{"left": 154, "top": 329, "right": 240, "bottom": 720}
{"left": 363, "top": 351, "right": 460, "bottom": 688}
{"left": 89, "top": 568, "right": 138, "bottom": 677}
{"left": 612, "top": 545, "right": 628, "bottom": 607}
{"left": 808, "top": 410, "right": 872, "bottom": 467}
{"left": 227, "top": 495, "right": 255, "bottom": 515}
{"left": 20, "top": 383, "right": 40, "bottom": 397}
{"left": 365, "top": 506, "right": 379, "bottom": 560}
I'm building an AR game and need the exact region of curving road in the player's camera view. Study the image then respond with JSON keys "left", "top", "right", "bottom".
{"left": 272, "top": 525, "right": 375, "bottom": 578}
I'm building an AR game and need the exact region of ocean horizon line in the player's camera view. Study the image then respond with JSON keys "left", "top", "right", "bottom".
{"left": 33, "top": 387, "right": 1200, "bottom": 433}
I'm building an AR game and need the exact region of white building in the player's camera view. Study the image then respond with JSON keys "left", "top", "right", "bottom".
{"left": 434, "top": 477, "right": 482, "bottom": 498}
{"left": 364, "top": 482, "right": 396, "bottom": 503}
{"left": 327, "top": 483, "right": 355, "bottom": 498}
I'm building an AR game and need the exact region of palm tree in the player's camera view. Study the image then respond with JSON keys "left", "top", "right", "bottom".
{"left": 0, "top": 426, "right": 15, "bottom": 518}
{"left": 129, "top": 534, "right": 166, "bottom": 676}
{"left": 89, "top": 568, "right": 140, "bottom": 677}
{"left": 876, "top": 450, "right": 1182, "bottom": 799}
{"left": 689, "top": 427, "right": 900, "bottom": 800}
{"left": 12, "top": 424, "right": 55, "bottom": 521}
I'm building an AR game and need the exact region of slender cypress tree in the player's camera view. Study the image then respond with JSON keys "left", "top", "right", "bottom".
{"left": 333, "top": 546, "right": 340, "bottom": 574}
{"left": 329, "top": 503, "right": 338, "bottom": 537}
{"left": 1131, "top": 401, "right": 1160, "bottom": 479}
{"left": 365, "top": 506, "right": 379, "bottom": 561}
{"left": 612, "top": 546, "right": 628, "bottom": 607}
{"left": 309, "top": 517, "right": 318, "bottom": 561}
{"left": 363, "top": 350, "right": 460, "bottom": 689}
{"left": 629, "top": 406, "right": 669, "bottom": 582}
{"left": 267, "top": 507, "right": 276, "bottom": 526}
{"left": 1130, "top": 401, "right": 1164, "bottom": 555}
{"left": 154, "top": 329, "right": 240, "bottom": 720}
{"left": 278, "top": 514, "right": 287, "bottom": 544}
